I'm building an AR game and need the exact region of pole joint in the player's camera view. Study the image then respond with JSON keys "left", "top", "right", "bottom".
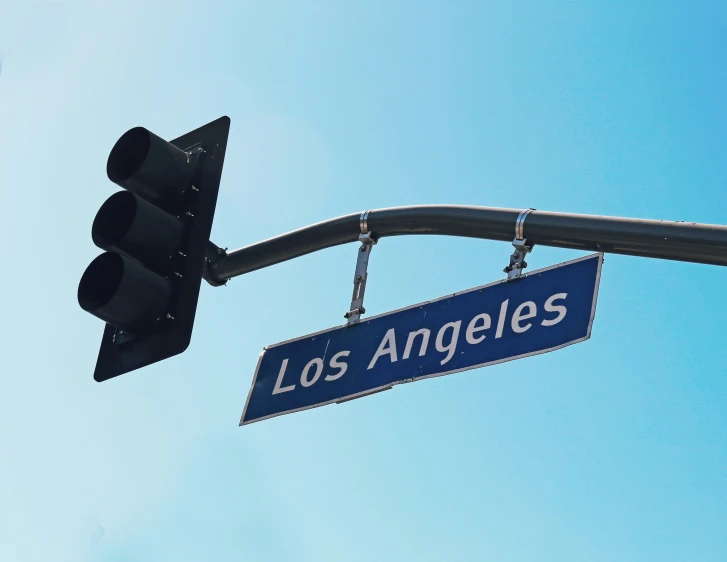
{"left": 204, "top": 241, "right": 228, "bottom": 286}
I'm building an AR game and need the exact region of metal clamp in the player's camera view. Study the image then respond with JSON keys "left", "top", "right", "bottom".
{"left": 344, "top": 228, "right": 376, "bottom": 325}
{"left": 504, "top": 208, "right": 535, "bottom": 280}
{"left": 515, "top": 208, "right": 535, "bottom": 241}
{"left": 360, "top": 210, "right": 371, "bottom": 234}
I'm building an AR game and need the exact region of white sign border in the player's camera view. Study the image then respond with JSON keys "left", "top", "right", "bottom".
{"left": 241, "top": 252, "right": 604, "bottom": 426}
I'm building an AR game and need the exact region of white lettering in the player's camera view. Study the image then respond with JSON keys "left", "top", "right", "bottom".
{"left": 325, "top": 351, "right": 350, "bottom": 381}
{"left": 542, "top": 293, "right": 568, "bottom": 326}
{"left": 495, "top": 299, "right": 509, "bottom": 338}
{"left": 272, "top": 358, "right": 295, "bottom": 394}
{"left": 466, "top": 313, "right": 491, "bottom": 344}
{"left": 368, "top": 328, "right": 398, "bottom": 370}
{"left": 435, "top": 321, "right": 462, "bottom": 365}
{"left": 403, "top": 329, "right": 430, "bottom": 359}
{"left": 511, "top": 301, "right": 537, "bottom": 333}
{"left": 300, "top": 358, "right": 324, "bottom": 387}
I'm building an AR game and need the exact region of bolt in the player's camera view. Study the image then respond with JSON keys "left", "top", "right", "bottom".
{"left": 217, "top": 248, "right": 223, "bottom": 255}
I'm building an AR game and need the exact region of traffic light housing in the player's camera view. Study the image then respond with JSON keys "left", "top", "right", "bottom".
{"left": 78, "top": 116, "right": 231, "bottom": 381}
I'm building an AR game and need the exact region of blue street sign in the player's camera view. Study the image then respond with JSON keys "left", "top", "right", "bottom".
{"left": 241, "top": 253, "right": 604, "bottom": 425}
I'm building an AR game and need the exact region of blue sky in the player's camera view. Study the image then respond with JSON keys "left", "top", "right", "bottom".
{"left": 1, "top": 1, "right": 726, "bottom": 560}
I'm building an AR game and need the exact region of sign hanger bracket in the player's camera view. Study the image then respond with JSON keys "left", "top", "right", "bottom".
{"left": 344, "top": 211, "right": 377, "bottom": 325}
{"left": 504, "top": 208, "right": 535, "bottom": 280}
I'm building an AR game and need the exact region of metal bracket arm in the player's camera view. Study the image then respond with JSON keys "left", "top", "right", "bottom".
{"left": 344, "top": 232, "right": 376, "bottom": 325}
{"left": 504, "top": 239, "right": 532, "bottom": 280}
{"left": 344, "top": 212, "right": 377, "bottom": 325}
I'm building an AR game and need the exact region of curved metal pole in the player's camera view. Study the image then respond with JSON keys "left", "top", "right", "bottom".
{"left": 205, "top": 205, "right": 727, "bottom": 285}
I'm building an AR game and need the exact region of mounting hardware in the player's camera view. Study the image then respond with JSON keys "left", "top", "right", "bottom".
{"left": 360, "top": 210, "right": 372, "bottom": 234}
{"left": 344, "top": 231, "right": 377, "bottom": 325}
{"left": 504, "top": 238, "right": 532, "bottom": 280}
{"left": 505, "top": 208, "right": 535, "bottom": 280}
{"left": 515, "top": 208, "right": 535, "bottom": 241}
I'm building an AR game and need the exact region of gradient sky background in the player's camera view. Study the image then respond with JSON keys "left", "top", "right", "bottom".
{"left": 1, "top": 1, "right": 726, "bottom": 561}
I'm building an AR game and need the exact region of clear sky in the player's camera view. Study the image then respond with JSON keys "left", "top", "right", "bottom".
{"left": 1, "top": 1, "right": 726, "bottom": 560}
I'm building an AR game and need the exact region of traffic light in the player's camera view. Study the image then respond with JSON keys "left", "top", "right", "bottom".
{"left": 78, "top": 116, "right": 231, "bottom": 381}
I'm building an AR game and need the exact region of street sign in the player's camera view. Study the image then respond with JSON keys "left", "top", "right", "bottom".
{"left": 241, "top": 253, "right": 603, "bottom": 425}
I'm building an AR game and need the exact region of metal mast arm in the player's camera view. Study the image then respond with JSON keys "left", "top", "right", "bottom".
{"left": 205, "top": 205, "right": 727, "bottom": 285}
